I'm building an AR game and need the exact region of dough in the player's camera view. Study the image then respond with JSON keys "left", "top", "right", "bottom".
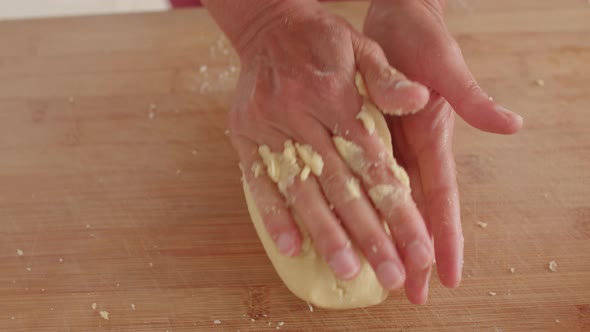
{"left": 241, "top": 73, "right": 404, "bottom": 309}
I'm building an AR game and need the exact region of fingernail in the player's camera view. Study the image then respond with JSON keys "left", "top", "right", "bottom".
{"left": 495, "top": 105, "right": 524, "bottom": 122}
{"left": 376, "top": 261, "right": 405, "bottom": 290}
{"left": 276, "top": 233, "right": 296, "bottom": 256}
{"left": 328, "top": 249, "right": 360, "bottom": 280}
{"left": 407, "top": 241, "right": 433, "bottom": 270}
{"left": 394, "top": 80, "right": 418, "bottom": 90}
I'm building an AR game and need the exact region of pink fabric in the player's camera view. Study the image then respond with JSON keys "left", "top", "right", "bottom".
{"left": 170, "top": 0, "right": 350, "bottom": 8}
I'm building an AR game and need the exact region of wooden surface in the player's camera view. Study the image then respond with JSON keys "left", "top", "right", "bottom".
{"left": 0, "top": 1, "right": 589, "bottom": 331}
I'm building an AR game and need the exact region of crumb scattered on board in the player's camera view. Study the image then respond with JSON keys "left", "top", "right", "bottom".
{"left": 555, "top": 319, "right": 560, "bottom": 323}
{"left": 534, "top": 78, "right": 545, "bottom": 87}
{"left": 91, "top": 303, "right": 97, "bottom": 311}
{"left": 548, "top": 260, "right": 558, "bottom": 272}
{"left": 488, "top": 291, "right": 497, "bottom": 296}
{"left": 307, "top": 302, "right": 314, "bottom": 312}
{"left": 476, "top": 221, "right": 488, "bottom": 228}
{"left": 149, "top": 262, "right": 154, "bottom": 267}
{"left": 509, "top": 267, "right": 515, "bottom": 274}
{"left": 25, "top": 267, "right": 31, "bottom": 272}
{"left": 59, "top": 258, "right": 64, "bottom": 263}
{"left": 130, "top": 304, "right": 136, "bottom": 311}
{"left": 17, "top": 249, "right": 24, "bottom": 256}
{"left": 213, "top": 319, "right": 221, "bottom": 325}
{"left": 99, "top": 310, "right": 110, "bottom": 320}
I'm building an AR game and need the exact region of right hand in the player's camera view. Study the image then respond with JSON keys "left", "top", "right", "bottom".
{"left": 226, "top": 1, "right": 435, "bottom": 300}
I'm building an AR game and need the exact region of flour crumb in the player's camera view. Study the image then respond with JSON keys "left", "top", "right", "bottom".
{"left": 130, "top": 304, "right": 136, "bottom": 311}
{"left": 26, "top": 267, "right": 31, "bottom": 272}
{"left": 99, "top": 310, "right": 110, "bottom": 320}
{"left": 213, "top": 319, "right": 221, "bottom": 325}
{"left": 86, "top": 224, "right": 91, "bottom": 228}
{"left": 534, "top": 78, "right": 545, "bottom": 87}
{"left": 371, "top": 245, "right": 378, "bottom": 253}
{"left": 555, "top": 319, "right": 560, "bottom": 323}
{"left": 199, "top": 65, "right": 208, "bottom": 73}
{"left": 307, "top": 302, "right": 314, "bottom": 312}
{"left": 488, "top": 291, "right": 497, "bottom": 296}
{"left": 17, "top": 249, "right": 24, "bottom": 256}
{"left": 548, "top": 260, "right": 558, "bottom": 272}
{"left": 59, "top": 258, "right": 64, "bottom": 263}
{"left": 149, "top": 262, "right": 154, "bottom": 267}
{"left": 476, "top": 221, "right": 488, "bottom": 228}
{"left": 149, "top": 103, "right": 157, "bottom": 110}
{"left": 509, "top": 267, "right": 515, "bottom": 274}
{"left": 91, "top": 303, "right": 97, "bottom": 311}
{"left": 278, "top": 321, "right": 285, "bottom": 326}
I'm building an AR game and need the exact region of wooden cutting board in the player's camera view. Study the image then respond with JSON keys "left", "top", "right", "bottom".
{"left": 0, "top": 1, "right": 588, "bottom": 331}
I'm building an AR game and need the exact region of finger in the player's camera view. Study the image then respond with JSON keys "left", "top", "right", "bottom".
{"left": 232, "top": 136, "right": 303, "bottom": 257}
{"left": 404, "top": 265, "right": 432, "bottom": 305}
{"left": 352, "top": 33, "right": 430, "bottom": 116}
{"left": 253, "top": 134, "right": 362, "bottom": 281}
{"left": 286, "top": 164, "right": 362, "bottom": 281}
{"left": 388, "top": 116, "right": 431, "bottom": 235}
{"left": 325, "top": 100, "right": 435, "bottom": 292}
{"left": 424, "top": 40, "right": 523, "bottom": 134}
{"left": 402, "top": 96, "right": 463, "bottom": 288}
{"left": 291, "top": 117, "right": 406, "bottom": 290}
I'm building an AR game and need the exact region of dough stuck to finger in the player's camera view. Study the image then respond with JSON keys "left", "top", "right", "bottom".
{"left": 242, "top": 72, "right": 408, "bottom": 309}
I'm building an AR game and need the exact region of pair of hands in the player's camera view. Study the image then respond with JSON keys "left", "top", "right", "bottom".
{"left": 206, "top": 0, "right": 522, "bottom": 304}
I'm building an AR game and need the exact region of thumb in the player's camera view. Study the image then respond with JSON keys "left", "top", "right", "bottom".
{"left": 426, "top": 41, "right": 523, "bottom": 134}
{"left": 352, "top": 33, "right": 429, "bottom": 116}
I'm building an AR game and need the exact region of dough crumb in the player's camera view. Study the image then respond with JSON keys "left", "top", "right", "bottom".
{"left": 295, "top": 143, "right": 324, "bottom": 176}
{"left": 149, "top": 262, "right": 154, "bottom": 267}
{"left": 555, "top": 319, "right": 560, "bottom": 323}
{"left": 509, "top": 267, "right": 515, "bottom": 274}
{"left": 59, "top": 258, "right": 64, "bottom": 263}
{"left": 534, "top": 78, "right": 545, "bottom": 87}
{"left": 91, "top": 303, "right": 97, "bottom": 311}
{"left": 346, "top": 178, "right": 361, "bottom": 200}
{"left": 251, "top": 161, "right": 263, "bottom": 178}
{"left": 26, "top": 267, "right": 31, "bottom": 272}
{"left": 278, "top": 321, "right": 285, "bottom": 326}
{"left": 368, "top": 184, "right": 407, "bottom": 206}
{"left": 176, "top": 169, "right": 182, "bottom": 176}
{"left": 213, "top": 319, "right": 221, "bottom": 325}
{"left": 130, "top": 304, "right": 136, "bottom": 311}
{"left": 371, "top": 245, "right": 378, "bottom": 254}
{"left": 476, "top": 221, "right": 488, "bottom": 228}
{"left": 199, "top": 65, "right": 208, "bottom": 73}
{"left": 259, "top": 141, "right": 302, "bottom": 194}
{"left": 307, "top": 302, "right": 314, "bottom": 312}
{"left": 333, "top": 136, "right": 366, "bottom": 174}
{"left": 300, "top": 165, "right": 311, "bottom": 181}
{"left": 355, "top": 73, "right": 368, "bottom": 97}
{"left": 99, "top": 310, "right": 110, "bottom": 320}
{"left": 17, "top": 249, "right": 24, "bottom": 256}
{"left": 488, "top": 291, "right": 497, "bottom": 296}
{"left": 148, "top": 110, "right": 156, "bottom": 119}
{"left": 356, "top": 105, "right": 376, "bottom": 134}
{"left": 548, "top": 260, "right": 557, "bottom": 272}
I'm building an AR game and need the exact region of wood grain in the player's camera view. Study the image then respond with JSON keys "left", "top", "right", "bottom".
{"left": 0, "top": 1, "right": 589, "bottom": 331}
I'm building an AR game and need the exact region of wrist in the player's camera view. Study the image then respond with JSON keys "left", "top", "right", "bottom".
{"left": 204, "top": 0, "right": 319, "bottom": 57}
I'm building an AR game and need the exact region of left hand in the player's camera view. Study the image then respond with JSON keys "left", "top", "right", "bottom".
{"left": 364, "top": 0, "right": 523, "bottom": 303}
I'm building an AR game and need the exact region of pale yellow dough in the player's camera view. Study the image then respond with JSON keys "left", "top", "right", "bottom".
{"left": 241, "top": 72, "right": 407, "bottom": 309}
